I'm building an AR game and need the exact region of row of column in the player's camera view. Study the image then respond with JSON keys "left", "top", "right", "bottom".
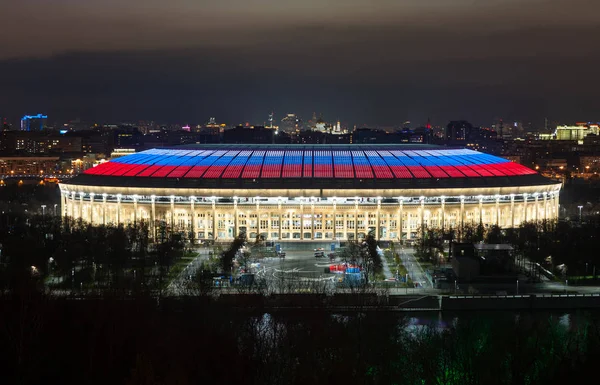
{"left": 63, "top": 193, "right": 559, "bottom": 241}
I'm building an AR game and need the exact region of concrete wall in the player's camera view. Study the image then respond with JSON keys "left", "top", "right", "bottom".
{"left": 441, "top": 294, "right": 600, "bottom": 311}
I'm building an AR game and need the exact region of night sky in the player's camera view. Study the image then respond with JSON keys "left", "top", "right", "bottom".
{"left": 1, "top": 0, "right": 599, "bottom": 127}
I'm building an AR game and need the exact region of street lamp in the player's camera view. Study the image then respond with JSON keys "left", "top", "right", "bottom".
{"left": 54, "top": 204, "right": 58, "bottom": 216}
{"left": 578, "top": 205, "right": 583, "bottom": 222}
{"left": 41, "top": 205, "right": 46, "bottom": 218}
{"left": 516, "top": 279, "right": 519, "bottom": 295}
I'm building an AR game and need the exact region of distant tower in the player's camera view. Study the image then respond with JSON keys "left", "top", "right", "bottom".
{"left": 268, "top": 112, "right": 274, "bottom": 128}
{"left": 498, "top": 119, "right": 504, "bottom": 138}
{"left": 426, "top": 118, "right": 431, "bottom": 130}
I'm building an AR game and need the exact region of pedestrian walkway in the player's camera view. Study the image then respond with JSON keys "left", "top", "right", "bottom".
{"left": 379, "top": 248, "right": 394, "bottom": 279}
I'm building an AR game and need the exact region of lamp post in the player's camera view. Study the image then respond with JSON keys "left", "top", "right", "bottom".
{"left": 54, "top": 204, "right": 58, "bottom": 216}
{"left": 578, "top": 205, "right": 583, "bottom": 222}
{"left": 41, "top": 205, "right": 46, "bottom": 218}
{"left": 516, "top": 279, "right": 519, "bottom": 295}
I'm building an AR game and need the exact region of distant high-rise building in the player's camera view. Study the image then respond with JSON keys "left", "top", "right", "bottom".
{"left": 281, "top": 114, "right": 301, "bottom": 133}
{"left": 554, "top": 123, "right": 599, "bottom": 142}
{"left": 20, "top": 114, "right": 47, "bottom": 131}
{"left": 333, "top": 119, "right": 342, "bottom": 134}
{"left": 446, "top": 120, "right": 473, "bottom": 141}
{"left": 268, "top": 112, "right": 274, "bottom": 128}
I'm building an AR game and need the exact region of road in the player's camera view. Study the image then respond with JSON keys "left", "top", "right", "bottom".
{"left": 255, "top": 249, "right": 337, "bottom": 292}
{"left": 398, "top": 247, "right": 432, "bottom": 288}
{"left": 166, "top": 248, "right": 210, "bottom": 295}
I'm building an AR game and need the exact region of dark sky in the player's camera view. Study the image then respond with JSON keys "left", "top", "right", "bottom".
{"left": 1, "top": 0, "right": 599, "bottom": 127}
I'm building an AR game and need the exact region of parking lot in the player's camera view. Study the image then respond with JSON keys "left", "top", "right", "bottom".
{"left": 252, "top": 247, "right": 338, "bottom": 287}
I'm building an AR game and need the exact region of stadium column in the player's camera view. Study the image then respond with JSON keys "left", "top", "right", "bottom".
{"left": 68, "top": 192, "right": 73, "bottom": 219}
{"left": 460, "top": 197, "right": 465, "bottom": 235}
{"left": 89, "top": 193, "right": 95, "bottom": 224}
{"left": 170, "top": 196, "right": 175, "bottom": 233}
{"left": 212, "top": 198, "right": 217, "bottom": 241}
{"left": 534, "top": 193, "right": 539, "bottom": 222}
{"left": 332, "top": 199, "right": 337, "bottom": 240}
{"left": 311, "top": 202, "right": 315, "bottom": 240}
{"left": 376, "top": 198, "right": 381, "bottom": 240}
{"left": 70, "top": 191, "right": 76, "bottom": 219}
{"left": 256, "top": 198, "right": 260, "bottom": 239}
{"left": 523, "top": 193, "right": 528, "bottom": 223}
{"left": 510, "top": 194, "right": 515, "bottom": 228}
{"left": 343, "top": 206, "right": 348, "bottom": 241}
{"left": 116, "top": 194, "right": 122, "bottom": 224}
{"left": 190, "top": 196, "right": 195, "bottom": 241}
{"left": 278, "top": 199, "right": 282, "bottom": 241}
{"left": 420, "top": 197, "right": 425, "bottom": 234}
{"left": 268, "top": 209, "right": 273, "bottom": 241}
{"left": 398, "top": 199, "right": 403, "bottom": 242}
{"left": 543, "top": 192, "right": 548, "bottom": 221}
{"left": 300, "top": 200, "right": 305, "bottom": 241}
{"left": 61, "top": 193, "right": 67, "bottom": 218}
{"left": 150, "top": 195, "right": 156, "bottom": 240}
{"left": 354, "top": 201, "right": 358, "bottom": 241}
{"left": 133, "top": 195, "right": 138, "bottom": 225}
{"left": 79, "top": 192, "right": 84, "bottom": 220}
{"left": 441, "top": 197, "right": 446, "bottom": 230}
{"left": 495, "top": 196, "right": 500, "bottom": 226}
{"left": 102, "top": 193, "right": 107, "bottom": 225}
{"left": 234, "top": 198, "right": 238, "bottom": 238}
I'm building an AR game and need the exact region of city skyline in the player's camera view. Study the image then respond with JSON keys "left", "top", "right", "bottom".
{"left": 1, "top": 0, "right": 599, "bottom": 125}
{"left": 0, "top": 111, "right": 589, "bottom": 132}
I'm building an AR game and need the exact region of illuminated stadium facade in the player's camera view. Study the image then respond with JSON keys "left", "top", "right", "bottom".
{"left": 59, "top": 144, "right": 561, "bottom": 242}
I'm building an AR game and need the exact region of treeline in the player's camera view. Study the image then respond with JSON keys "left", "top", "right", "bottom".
{"left": 415, "top": 220, "right": 600, "bottom": 276}
{"left": 0, "top": 214, "right": 189, "bottom": 293}
{"left": 0, "top": 290, "right": 599, "bottom": 385}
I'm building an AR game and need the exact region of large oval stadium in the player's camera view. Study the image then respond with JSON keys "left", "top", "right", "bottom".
{"left": 59, "top": 144, "right": 561, "bottom": 242}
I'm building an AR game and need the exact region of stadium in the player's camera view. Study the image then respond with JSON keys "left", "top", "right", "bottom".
{"left": 59, "top": 144, "right": 561, "bottom": 242}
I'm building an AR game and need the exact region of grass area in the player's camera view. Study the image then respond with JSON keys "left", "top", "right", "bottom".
{"left": 382, "top": 249, "right": 413, "bottom": 286}
{"left": 166, "top": 251, "right": 199, "bottom": 284}
{"left": 374, "top": 271, "right": 386, "bottom": 281}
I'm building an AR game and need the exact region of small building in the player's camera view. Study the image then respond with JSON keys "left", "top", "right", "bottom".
{"left": 474, "top": 244, "right": 515, "bottom": 276}
{"left": 451, "top": 243, "right": 481, "bottom": 281}
{"left": 451, "top": 243, "right": 515, "bottom": 281}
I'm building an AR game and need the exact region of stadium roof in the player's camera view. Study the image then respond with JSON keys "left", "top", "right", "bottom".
{"left": 64, "top": 144, "right": 556, "bottom": 190}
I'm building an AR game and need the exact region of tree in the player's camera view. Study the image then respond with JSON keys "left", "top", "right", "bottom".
{"left": 415, "top": 227, "right": 444, "bottom": 265}
{"left": 485, "top": 225, "right": 503, "bottom": 244}
{"left": 219, "top": 233, "right": 246, "bottom": 275}
{"left": 363, "top": 230, "right": 383, "bottom": 281}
